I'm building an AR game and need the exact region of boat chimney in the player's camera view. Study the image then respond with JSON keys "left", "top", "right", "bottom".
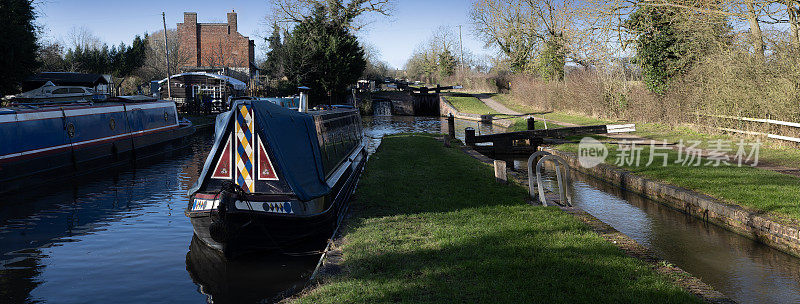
{"left": 298, "top": 86, "right": 310, "bottom": 112}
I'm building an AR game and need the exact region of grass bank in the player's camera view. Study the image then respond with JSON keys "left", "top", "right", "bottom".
{"left": 507, "top": 117, "right": 565, "bottom": 131}
{"left": 293, "top": 134, "right": 700, "bottom": 303}
{"left": 558, "top": 143, "right": 800, "bottom": 222}
{"left": 446, "top": 95, "right": 498, "bottom": 115}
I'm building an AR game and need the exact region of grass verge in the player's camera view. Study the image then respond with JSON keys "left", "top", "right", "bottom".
{"left": 633, "top": 123, "right": 800, "bottom": 168}
{"left": 446, "top": 95, "right": 499, "bottom": 115}
{"left": 558, "top": 143, "right": 800, "bottom": 222}
{"left": 507, "top": 117, "right": 565, "bottom": 131}
{"left": 293, "top": 134, "right": 701, "bottom": 303}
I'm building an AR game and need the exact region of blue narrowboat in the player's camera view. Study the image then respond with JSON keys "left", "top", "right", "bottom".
{"left": 185, "top": 98, "right": 366, "bottom": 257}
{"left": 0, "top": 98, "right": 195, "bottom": 194}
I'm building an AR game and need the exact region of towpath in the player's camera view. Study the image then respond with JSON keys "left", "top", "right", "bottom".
{"left": 474, "top": 93, "right": 522, "bottom": 116}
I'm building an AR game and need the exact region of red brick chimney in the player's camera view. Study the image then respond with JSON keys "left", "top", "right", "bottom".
{"left": 227, "top": 10, "right": 237, "bottom": 33}
{"left": 180, "top": 12, "right": 200, "bottom": 66}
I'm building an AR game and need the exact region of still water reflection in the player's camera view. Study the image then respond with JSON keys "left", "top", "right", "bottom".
{"left": 564, "top": 171, "right": 800, "bottom": 304}
{"left": 185, "top": 236, "right": 319, "bottom": 303}
{"left": 0, "top": 133, "right": 213, "bottom": 303}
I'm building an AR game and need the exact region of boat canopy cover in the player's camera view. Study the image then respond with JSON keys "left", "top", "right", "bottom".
{"left": 190, "top": 100, "right": 330, "bottom": 201}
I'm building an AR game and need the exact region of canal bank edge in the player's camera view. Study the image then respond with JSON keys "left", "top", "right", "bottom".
{"left": 290, "top": 134, "right": 713, "bottom": 303}
{"left": 562, "top": 207, "right": 734, "bottom": 304}
{"left": 458, "top": 141, "right": 733, "bottom": 304}
{"left": 546, "top": 148, "right": 800, "bottom": 260}
{"left": 440, "top": 95, "right": 515, "bottom": 128}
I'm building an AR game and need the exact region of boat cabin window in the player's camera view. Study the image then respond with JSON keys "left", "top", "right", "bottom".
{"left": 68, "top": 88, "right": 86, "bottom": 94}
{"left": 52, "top": 88, "right": 70, "bottom": 94}
{"left": 316, "top": 110, "right": 362, "bottom": 176}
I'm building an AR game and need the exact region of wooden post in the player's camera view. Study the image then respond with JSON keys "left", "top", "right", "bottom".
{"left": 443, "top": 134, "right": 451, "bottom": 147}
{"left": 527, "top": 117, "right": 536, "bottom": 130}
{"left": 494, "top": 160, "right": 507, "bottom": 184}
{"left": 465, "top": 128, "right": 476, "bottom": 145}
{"left": 448, "top": 113, "right": 455, "bottom": 138}
{"left": 162, "top": 12, "right": 172, "bottom": 100}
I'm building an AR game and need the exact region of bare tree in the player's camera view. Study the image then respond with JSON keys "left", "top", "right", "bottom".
{"left": 789, "top": 0, "right": 800, "bottom": 50}
{"left": 471, "top": 0, "right": 538, "bottom": 72}
{"left": 471, "top": 0, "right": 605, "bottom": 72}
{"left": 404, "top": 26, "right": 463, "bottom": 83}
{"left": 588, "top": 0, "right": 774, "bottom": 57}
{"left": 762, "top": 0, "right": 800, "bottom": 52}
{"left": 37, "top": 39, "right": 68, "bottom": 72}
{"left": 138, "top": 29, "right": 190, "bottom": 81}
{"left": 267, "top": 0, "right": 394, "bottom": 30}
{"left": 66, "top": 26, "right": 103, "bottom": 50}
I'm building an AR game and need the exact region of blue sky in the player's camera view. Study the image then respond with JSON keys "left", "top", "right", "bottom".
{"left": 35, "top": 0, "right": 491, "bottom": 69}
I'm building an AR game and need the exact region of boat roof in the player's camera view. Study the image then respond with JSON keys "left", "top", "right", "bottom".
{"left": 159, "top": 72, "right": 247, "bottom": 91}
{"left": 0, "top": 99, "right": 172, "bottom": 114}
{"left": 190, "top": 100, "right": 331, "bottom": 201}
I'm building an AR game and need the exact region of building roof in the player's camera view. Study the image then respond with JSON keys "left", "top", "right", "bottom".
{"left": 23, "top": 73, "right": 110, "bottom": 91}
{"left": 159, "top": 72, "right": 247, "bottom": 90}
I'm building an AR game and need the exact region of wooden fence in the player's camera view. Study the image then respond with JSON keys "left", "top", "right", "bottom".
{"left": 697, "top": 113, "right": 800, "bottom": 143}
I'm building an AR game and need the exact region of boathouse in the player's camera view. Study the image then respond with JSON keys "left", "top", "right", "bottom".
{"left": 158, "top": 72, "right": 246, "bottom": 114}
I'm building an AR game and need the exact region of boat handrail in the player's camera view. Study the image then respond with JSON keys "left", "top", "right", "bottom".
{"left": 11, "top": 100, "right": 94, "bottom": 108}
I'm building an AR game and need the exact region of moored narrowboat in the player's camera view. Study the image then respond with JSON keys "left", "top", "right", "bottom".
{"left": 185, "top": 98, "right": 366, "bottom": 257}
{"left": 0, "top": 97, "right": 195, "bottom": 194}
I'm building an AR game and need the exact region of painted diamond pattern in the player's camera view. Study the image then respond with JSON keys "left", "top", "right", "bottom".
{"left": 235, "top": 104, "right": 255, "bottom": 193}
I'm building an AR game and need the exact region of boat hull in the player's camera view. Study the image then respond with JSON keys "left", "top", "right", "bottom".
{"left": 0, "top": 101, "right": 195, "bottom": 194}
{"left": 188, "top": 147, "right": 365, "bottom": 257}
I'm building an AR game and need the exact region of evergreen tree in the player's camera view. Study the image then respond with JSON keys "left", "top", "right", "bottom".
{"left": 282, "top": 6, "right": 366, "bottom": 104}
{"left": 262, "top": 23, "right": 286, "bottom": 79}
{"left": 438, "top": 49, "right": 457, "bottom": 79}
{"left": 1, "top": 0, "right": 39, "bottom": 95}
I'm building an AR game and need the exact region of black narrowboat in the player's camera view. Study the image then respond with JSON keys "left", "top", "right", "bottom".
{"left": 186, "top": 99, "right": 366, "bottom": 257}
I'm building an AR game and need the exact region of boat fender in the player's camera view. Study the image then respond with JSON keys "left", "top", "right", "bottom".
{"left": 208, "top": 183, "right": 242, "bottom": 243}
{"left": 209, "top": 193, "right": 229, "bottom": 243}
{"left": 209, "top": 222, "right": 227, "bottom": 243}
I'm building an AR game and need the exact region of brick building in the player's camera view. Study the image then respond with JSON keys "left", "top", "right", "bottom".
{"left": 177, "top": 11, "right": 256, "bottom": 82}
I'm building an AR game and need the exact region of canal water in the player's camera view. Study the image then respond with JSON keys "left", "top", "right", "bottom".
{"left": 564, "top": 171, "right": 800, "bottom": 304}
{"left": 2, "top": 115, "right": 799, "bottom": 303}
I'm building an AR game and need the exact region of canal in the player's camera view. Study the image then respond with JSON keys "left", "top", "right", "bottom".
{"left": 2, "top": 115, "right": 800, "bottom": 303}
{"left": 0, "top": 116, "right": 484, "bottom": 303}
{"left": 565, "top": 171, "right": 800, "bottom": 304}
